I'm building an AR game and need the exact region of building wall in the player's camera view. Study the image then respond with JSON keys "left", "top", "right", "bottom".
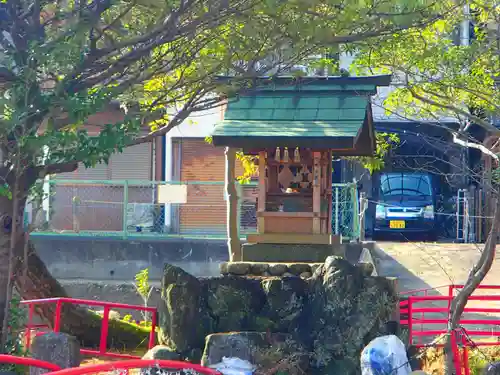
{"left": 33, "top": 108, "right": 157, "bottom": 232}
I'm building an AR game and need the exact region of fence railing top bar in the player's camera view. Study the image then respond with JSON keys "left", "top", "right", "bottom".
{"left": 48, "top": 179, "right": 258, "bottom": 186}
{"left": 400, "top": 285, "right": 450, "bottom": 295}
{"left": 332, "top": 183, "right": 356, "bottom": 187}
{"left": 46, "top": 359, "right": 222, "bottom": 375}
{"left": 451, "top": 284, "right": 500, "bottom": 290}
{"left": 408, "top": 295, "right": 500, "bottom": 301}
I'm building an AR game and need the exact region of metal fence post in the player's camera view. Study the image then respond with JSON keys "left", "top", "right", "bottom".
{"left": 122, "top": 180, "right": 129, "bottom": 239}
{"left": 359, "top": 192, "right": 367, "bottom": 241}
{"left": 352, "top": 184, "right": 360, "bottom": 240}
{"left": 334, "top": 187, "right": 339, "bottom": 235}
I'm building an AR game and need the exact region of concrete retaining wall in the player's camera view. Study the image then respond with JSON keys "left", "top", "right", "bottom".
{"left": 31, "top": 235, "right": 228, "bottom": 281}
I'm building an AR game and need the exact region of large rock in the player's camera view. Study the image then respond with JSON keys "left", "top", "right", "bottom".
{"left": 157, "top": 264, "right": 212, "bottom": 353}
{"left": 288, "top": 264, "right": 311, "bottom": 275}
{"left": 30, "top": 332, "right": 80, "bottom": 375}
{"left": 140, "top": 345, "right": 181, "bottom": 375}
{"left": 202, "top": 277, "right": 267, "bottom": 332}
{"left": 201, "top": 332, "right": 309, "bottom": 373}
{"left": 142, "top": 345, "right": 181, "bottom": 360}
{"left": 269, "top": 264, "right": 287, "bottom": 276}
{"left": 484, "top": 363, "right": 500, "bottom": 375}
{"left": 308, "top": 256, "right": 397, "bottom": 373}
{"left": 261, "top": 277, "right": 308, "bottom": 335}
{"left": 226, "top": 262, "right": 250, "bottom": 275}
{"left": 158, "top": 258, "right": 397, "bottom": 374}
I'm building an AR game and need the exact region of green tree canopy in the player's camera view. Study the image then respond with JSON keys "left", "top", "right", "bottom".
{"left": 354, "top": 1, "right": 499, "bottom": 134}
{"left": 0, "top": 0, "right": 459, "bottom": 346}
{"left": 0, "top": 0, "right": 457, "bottom": 181}
{"left": 351, "top": 4, "right": 499, "bottom": 372}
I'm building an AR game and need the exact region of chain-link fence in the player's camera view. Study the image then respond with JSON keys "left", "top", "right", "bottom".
{"left": 27, "top": 180, "right": 258, "bottom": 238}
{"left": 27, "top": 179, "right": 361, "bottom": 240}
{"left": 331, "top": 183, "right": 359, "bottom": 240}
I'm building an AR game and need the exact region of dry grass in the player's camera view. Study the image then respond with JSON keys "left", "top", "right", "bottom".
{"left": 421, "top": 345, "right": 500, "bottom": 375}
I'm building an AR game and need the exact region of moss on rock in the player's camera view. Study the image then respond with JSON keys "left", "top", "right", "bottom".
{"left": 203, "top": 276, "right": 266, "bottom": 332}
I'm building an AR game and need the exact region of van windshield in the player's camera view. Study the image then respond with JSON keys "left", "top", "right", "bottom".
{"left": 380, "top": 173, "right": 432, "bottom": 199}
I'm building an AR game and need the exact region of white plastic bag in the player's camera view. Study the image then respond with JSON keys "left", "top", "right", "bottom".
{"left": 211, "top": 357, "right": 255, "bottom": 375}
{"left": 360, "top": 335, "right": 411, "bottom": 375}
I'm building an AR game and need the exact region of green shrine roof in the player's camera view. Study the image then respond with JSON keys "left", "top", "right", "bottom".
{"left": 211, "top": 75, "right": 391, "bottom": 154}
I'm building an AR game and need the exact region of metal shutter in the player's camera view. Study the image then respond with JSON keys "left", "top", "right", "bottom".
{"left": 175, "top": 138, "right": 253, "bottom": 235}
{"left": 55, "top": 162, "right": 109, "bottom": 180}
{"left": 110, "top": 143, "right": 153, "bottom": 180}
{"left": 177, "top": 139, "right": 225, "bottom": 234}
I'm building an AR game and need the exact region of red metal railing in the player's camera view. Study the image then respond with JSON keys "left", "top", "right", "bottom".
{"left": 400, "top": 285, "right": 500, "bottom": 375}
{"left": 46, "top": 359, "right": 222, "bottom": 375}
{"left": 0, "top": 354, "right": 62, "bottom": 371}
{"left": 399, "top": 285, "right": 450, "bottom": 346}
{"left": 21, "top": 297, "right": 158, "bottom": 359}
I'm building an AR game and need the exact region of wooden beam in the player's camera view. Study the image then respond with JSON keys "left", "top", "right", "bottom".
{"left": 312, "top": 151, "right": 321, "bottom": 234}
{"left": 257, "top": 151, "right": 267, "bottom": 233}
{"left": 327, "top": 150, "right": 333, "bottom": 234}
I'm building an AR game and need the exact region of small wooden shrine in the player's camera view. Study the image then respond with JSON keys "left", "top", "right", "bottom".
{"left": 212, "top": 75, "right": 391, "bottom": 246}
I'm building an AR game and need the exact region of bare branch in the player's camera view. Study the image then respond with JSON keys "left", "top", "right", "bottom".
{"left": 408, "top": 86, "right": 500, "bottom": 134}
{"left": 452, "top": 132, "right": 499, "bottom": 160}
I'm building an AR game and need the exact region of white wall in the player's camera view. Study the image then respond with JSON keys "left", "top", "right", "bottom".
{"left": 164, "top": 106, "right": 223, "bottom": 181}
{"left": 163, "top": 106, "right": 223, "bottom": 230}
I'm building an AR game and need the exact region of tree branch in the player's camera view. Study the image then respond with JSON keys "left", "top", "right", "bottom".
{"left": 35, "top": 161, "right": 79, "bottom": 179}
{"left": 408, "top": 86, "right": 500, "bottom": 134}
{"left": 452, "top": 132, "right": 499, "bottom": 160}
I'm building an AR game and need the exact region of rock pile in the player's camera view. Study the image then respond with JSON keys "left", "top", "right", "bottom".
{"left": 220, "top": 262, "right": 320, "bottom": 278}
{"left": 158, "top": 256, "right": 398, "bottom": 375}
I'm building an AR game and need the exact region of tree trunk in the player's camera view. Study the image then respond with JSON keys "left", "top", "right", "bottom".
{"left": 444, "top": 197, "right": 500, "bottom": 375}
{"left": 0, "top": 187, "right": 149, "bottom": 350}
{"left": 13, "top": 237, "right": 150, "bottom": 349}
{"left": 0, "top": 196, "right": 15, "bottom": 344}
{"left": 225, "top": 147, "right": 241, "bottom": 261}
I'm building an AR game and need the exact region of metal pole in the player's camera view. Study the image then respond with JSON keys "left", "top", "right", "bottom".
{"left": 352, "top": 184, "right": 359, "bottom": 240}
{"left": 122, "top": 180, "right": 129, "bottom": 239}
{"left": 464, "top": 191, "right": 469, "bottom": 243}
{"left": 456, "top": 190, "right": 462, "bottom": 241}
{"left": 334, "top": 187, "right": 339, "bottom": 235}
{"left": 359, "top": 192, "right": 366, "bottom": 241}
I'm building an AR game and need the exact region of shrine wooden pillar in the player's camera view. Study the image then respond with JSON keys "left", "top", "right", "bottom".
{"left": 257, "top": 151, "right": 266, "bottom": 233}
{"left": 327, "top": 151, "right": 333, "bottom": 234}
{"left": 312, "top": 151, "right": 321, "bottom": 234}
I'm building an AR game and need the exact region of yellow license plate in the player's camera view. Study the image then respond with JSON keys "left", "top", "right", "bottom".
{"left": 390, "top": 220, "right": 406, "bottom": 229}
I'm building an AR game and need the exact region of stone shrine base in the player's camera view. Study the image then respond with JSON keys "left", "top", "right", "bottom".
{"left": 158, "top": 255, "right": 397, "bottom": 375}
{"left": 241, "top": 241, "right": 368, "bottom": 263}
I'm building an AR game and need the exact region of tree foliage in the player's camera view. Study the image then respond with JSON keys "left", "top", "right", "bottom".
{"left": 0, "top": 0, "right": 462, "bottom": 344}
{"left": 0, "top": 0, "right": 457, "bottom": 188}
{"left": 353, "top": 1, "right": 499, "bottom": 134}
{"left": 351, "top": 4, "right": 499, "bottom": 374}
{"left": 349, "top": 132, "right": 401, "bottom": 174}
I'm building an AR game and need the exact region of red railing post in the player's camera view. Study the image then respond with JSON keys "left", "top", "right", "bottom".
{"left": 408, "top": 296, "right": 413, "bottom": 346}
{"left": 99, "top": 306, "right": 110, "bottom": 354}
{"left": 462, "top": 333, "right": 470, "bottom": 375}
{"left": 149, "top": 310, "right": 157, "bottom": 349}
{"left": 20, "top": 297, "right": 159, "bottom": 360}
{"left": 451, "top": 330, "right": 461, "bottom": 375}
{"left": 26, "top": 303, "right": 34, "bottom": 348}
{"left": 54, "top": 300, "right": 62, "bottom": 332}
